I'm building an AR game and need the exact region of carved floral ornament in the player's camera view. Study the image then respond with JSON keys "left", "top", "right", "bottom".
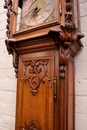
{"left": 59, "top": 25, "right": 78, "bottom": 47}
{"left": 18, "top": 120, "right": 42, "bottom": 130}
{"left": 21, "top": 60, "right": 49, "bottom": 95}
{"left": 59, "top": 25, "right": 78, "bottom": 66}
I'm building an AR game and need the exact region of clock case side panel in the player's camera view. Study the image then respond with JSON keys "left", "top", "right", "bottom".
{"left": 59, "top": 56, "right": 75, "bottom": 130}
{"left": 67, "top": 57, "right": 75, "bottom": 130}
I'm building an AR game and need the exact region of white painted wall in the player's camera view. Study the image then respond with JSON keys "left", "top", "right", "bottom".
{"left": 75, "top": 0, "right": 87, "bottom": 130}
{"left": 0, "top": 0, "right": 87, "bottom": 130}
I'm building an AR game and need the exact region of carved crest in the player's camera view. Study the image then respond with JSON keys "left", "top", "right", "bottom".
{"left": 21, "top": 60, "right": 49, "bottom": 95}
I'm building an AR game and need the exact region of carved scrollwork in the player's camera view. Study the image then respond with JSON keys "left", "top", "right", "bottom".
{"left": 59, "top": 25, "right": 78, "bottom": 79}
{"left": 18, "top": 121, "right": 42, "bottom": 130}
{"left": 21, "top": 60, "right": 49, "bottom": 95}
{"left": 5, "top": 39, "right": 18, "bottom": 77}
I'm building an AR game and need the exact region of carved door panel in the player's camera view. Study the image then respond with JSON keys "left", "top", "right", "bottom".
{"left": 16, "top": 51, "right": 59, "bottom": 130}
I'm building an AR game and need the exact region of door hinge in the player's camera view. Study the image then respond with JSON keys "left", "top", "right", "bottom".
{"left": 59, "top": 3, "right": 62, "bottom": 16}
{"left": 53, "top": 76, "right": 57, "bottom": 101}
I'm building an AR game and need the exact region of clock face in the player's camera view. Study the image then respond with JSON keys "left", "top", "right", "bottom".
{"left": 21, "top": 0, "right": 54, "bottom": 27}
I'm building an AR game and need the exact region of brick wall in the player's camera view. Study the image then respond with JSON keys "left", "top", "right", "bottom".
{"left": 0, "top": 0, "right": 87, "bottom": 130}
{"left": 0, "top": 1, "right": 16, "bottom": 130}
{"left": 75, "top": 0, "right": 87, "bottom": 130}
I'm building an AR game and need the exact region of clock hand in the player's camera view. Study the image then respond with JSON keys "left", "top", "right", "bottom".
{"left": 32, "top": 5, "right": 41, "bottom": 17}
{"left": 22, "top": 8, "right": 34, "bottom": 19}
{"left": 22, "top": 5, "right": 41, "bottom": 19}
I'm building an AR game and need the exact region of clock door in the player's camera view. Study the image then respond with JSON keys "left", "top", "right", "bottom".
{"left": 16, "top": 51, "right": 59, "bottom": 130}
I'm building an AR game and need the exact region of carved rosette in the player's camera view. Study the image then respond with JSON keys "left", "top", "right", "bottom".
{"left": 21, "top": 60, "right": 49, "bottom": 95}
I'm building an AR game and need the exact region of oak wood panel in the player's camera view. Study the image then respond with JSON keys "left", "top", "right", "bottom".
{"left": 68, "top": 58, "right": 75, "bottom": 130}
{"left": 15, "top": 51, "right": 59, "bottom": 130}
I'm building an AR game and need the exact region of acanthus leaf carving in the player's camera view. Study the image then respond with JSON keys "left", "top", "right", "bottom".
{"left": 60, "top": 46, "right": 70, "bottom": 65}
{"left": 59, "top": 45, "right": 70, "bottom": 79}
{"left": 59, "top": 25, "right": 78, "bottom": 45}
{"left": 21, "top": 60, "right": 49, "bottom": 95}
{"left": 59, "top": 24, "right": 78, "bottom": 79}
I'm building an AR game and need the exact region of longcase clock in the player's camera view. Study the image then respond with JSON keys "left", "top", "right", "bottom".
{"left": 4, "top": 0, "right": 84, "bottom": 130}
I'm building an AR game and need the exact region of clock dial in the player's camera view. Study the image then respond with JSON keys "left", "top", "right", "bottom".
{"left": 21, "top": 0, "right": 54, "bottom": 27}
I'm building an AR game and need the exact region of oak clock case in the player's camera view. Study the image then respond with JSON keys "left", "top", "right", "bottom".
{"left": 4, "top": 0, "right": 84, "bottom": 130}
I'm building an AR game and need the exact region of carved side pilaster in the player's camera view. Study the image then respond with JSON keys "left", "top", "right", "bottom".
{"left": 58, "top": 0, "right": 85, "bottom": 79}
{"left": 59, "top": 25, "right": 78, "bottom": 79}
{"left": 49, "top": 24, "right": 84, "bottom": 78}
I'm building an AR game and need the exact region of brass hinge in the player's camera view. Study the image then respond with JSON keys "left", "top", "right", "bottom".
{"left": 59, "top": 3, "right": 62, "bottom": 16}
